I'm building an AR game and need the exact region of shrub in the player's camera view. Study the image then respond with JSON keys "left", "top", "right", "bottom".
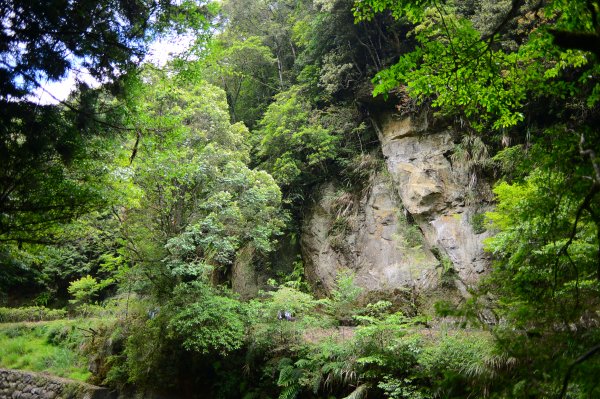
{"left": 419, "top": 333, "right": 497, "bottom": 397}
{"left": 470, "top": 212, "right": 487, "bottom": 234}
{"left": 166, "top": 281, "right": 247, "bottom": 355}
{"left": 328, "top": 270, "right": 362, "bottom": 325}
{"left": 0, "top": 306, "right": 68, "bottom": 323}
{"left": 68, "top": 275, "right": 101, "bottom": 306}
{"left": 248, "top": 284, "right": 325, "bottom": 350}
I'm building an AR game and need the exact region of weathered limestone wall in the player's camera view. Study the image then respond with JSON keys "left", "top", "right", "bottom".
{"left": 376, "top": 113, "right": 491, "bottom": 290}
{"left": 0, "top": 369, "right": 113, "bottom": 399}
{"left": 302, "top": 172, "right": 440, "bottom": 295}
{"left": 301, "top": 111, "right": 492, "bottom": 297}
{"left": 231, "top": 245, "right": 258, "bottom": 299}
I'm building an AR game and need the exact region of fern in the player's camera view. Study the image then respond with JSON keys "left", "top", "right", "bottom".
{"left": 277, "top": 361, "right": 303, "bottom": 399}
{"left": 278, "top": 364, "right": 301, "bottom": 387}
{"left": 311, "top": 372, "right": 323, "bottom": 394}
{"left": 279, "top": 384, "right": 301, "bottom": 399}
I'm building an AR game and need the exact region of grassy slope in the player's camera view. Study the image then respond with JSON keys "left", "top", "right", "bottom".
{"left": 0, "top": 319, "right": 94, "bottom": 381}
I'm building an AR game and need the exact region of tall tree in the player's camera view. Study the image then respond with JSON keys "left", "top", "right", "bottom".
{"left": 119, "top": 68, "right": 284, "bottom": 295}
{"left": 0, "top": 0, "right": 215, "bottom": 245}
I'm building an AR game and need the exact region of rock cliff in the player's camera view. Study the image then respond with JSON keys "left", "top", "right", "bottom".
{"left": 301, "top": 112, "right": 491, "bottom": 296}
{"left": 301, "top": 174, "right": 440, "bottom": 295}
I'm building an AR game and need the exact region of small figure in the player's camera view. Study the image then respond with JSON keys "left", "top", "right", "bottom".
{"left": 277, "top": 310, "right": 295, "bottom": 321}
{"left": 148, "top": 307, "right": 159, "bottom": 319}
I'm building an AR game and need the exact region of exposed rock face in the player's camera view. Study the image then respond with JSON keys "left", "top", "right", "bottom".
{"left": 232, "top": 238, "right": 301, "bottom": 298}
{"left": 301, "top": 112, "right": 491, "bottom": 296}
{"left": 231, "top": 246, "right": 258, "bottom": 299}
{"left": 376, "top": 113, "right": 491, "bottom": 288}
{"left": 301, "top": 173, "right": 440, "bottom": 295}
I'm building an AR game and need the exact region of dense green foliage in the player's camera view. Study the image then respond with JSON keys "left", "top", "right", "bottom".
{"left": 118, "top": 68, "right": 285, "bottom": 294}
{"left": 0, "top": 0, "right": 213, "bottom": 99}
{"left": 1, "top": 0, "right": 599, "bottom": 398}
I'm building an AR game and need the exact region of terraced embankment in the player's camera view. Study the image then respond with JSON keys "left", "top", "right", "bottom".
{"left": 0, "top": 368, "right": 112, "bottom": 399}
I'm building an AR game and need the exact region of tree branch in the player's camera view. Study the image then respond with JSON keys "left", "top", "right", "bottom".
{"left": 559, "top": 344, "right": 600, "bottom": 398}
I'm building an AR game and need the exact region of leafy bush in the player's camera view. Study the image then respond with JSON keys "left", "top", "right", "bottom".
{"left": 378, "top": 375, "right": 430, "bottom": 399}
{"left": 166, "top": 281, "right": 247, "bottom": 355}
{"left": 0, "top": 306, "right": 68, "bottom": 323}
{"left": 396, "top": 209, "right": 423, "bottom": 249}
{"left": 45, "top": 324, "right": 73, "bottom": 346}
{"left": 328, "top": 270, "right": 363, "bottom": 325}
{"left": 419, "top": 333, "right": 498, "bottom": 397}
{"left": 68, "top": 275, "right": 101, "bottom": 306}
{"left": 470, "top": 212, "right": 487, "bottom": 234}
{"left": 248, "top": 283, "right": 326, "bottom": 351}
{"left": 273, "top": 338, "right": 362, "bottom": 399}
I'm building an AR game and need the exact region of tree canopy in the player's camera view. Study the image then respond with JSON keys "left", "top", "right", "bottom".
{"left": 0, "top": 0, "right": 216, "bottom": 246}
{"left": 0, "top": 0, "right": 214, "bottom": 99}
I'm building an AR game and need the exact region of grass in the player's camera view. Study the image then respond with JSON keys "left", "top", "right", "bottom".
{"left": 0, "top": 319, "right": 92, "bottom": 381}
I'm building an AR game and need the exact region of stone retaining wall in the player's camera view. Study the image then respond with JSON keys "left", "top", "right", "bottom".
{"left": 0, "top": 368, "right": 113, "bottom": 399}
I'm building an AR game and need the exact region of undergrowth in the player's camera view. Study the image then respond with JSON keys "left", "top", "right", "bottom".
{"left": 0, "top": 319, "right": 96, "bottom": 381}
